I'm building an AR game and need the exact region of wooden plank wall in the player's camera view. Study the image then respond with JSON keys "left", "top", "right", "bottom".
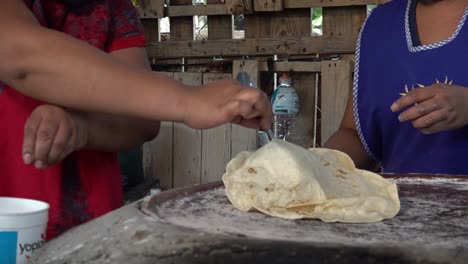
{"left": 144, "top": 0, "right": 387, "bottom": 59}
{"left": 139, "top": 0, "right": 378, "bottom": 189}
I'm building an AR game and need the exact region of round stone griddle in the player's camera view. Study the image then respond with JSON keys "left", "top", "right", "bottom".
{"left": 142, "top": 174, "right": 468, "bottom": 263}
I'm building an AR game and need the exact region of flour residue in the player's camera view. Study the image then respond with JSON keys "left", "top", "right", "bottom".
{"left": 154, "top": 180, "right": 468, "bottom": 248}
{"left": 392, "top": 177, "right": 468, "bottom": 191}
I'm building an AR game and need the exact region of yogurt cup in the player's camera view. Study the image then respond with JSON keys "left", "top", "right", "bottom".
{"left": 0, "top": 197, "right": 49, "bottom": 264}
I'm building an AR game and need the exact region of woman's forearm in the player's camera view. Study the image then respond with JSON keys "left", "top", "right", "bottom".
{"left": 0, "top": 0, "right": 188, "bottom": 122}
{"left": 82, "top": 113, "right": 159, "bottom": 152}
{"left": 323, "top": 128, "right": 378, "bottom": 170}
{"left": 76, "top": 48, "right": 160, "bottom": 152}
{"left": 81, "top": 47, "right": 161, "bottom": 151}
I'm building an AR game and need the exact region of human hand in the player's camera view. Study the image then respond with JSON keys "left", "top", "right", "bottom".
{"left": 391, "top": 82, "right": 468, "bottom": 134}
{"left": 182, "top": 80, "right": 273, "bottom": 130}
{"left": 23, "top": 105, "right": 88, "bottom": 169}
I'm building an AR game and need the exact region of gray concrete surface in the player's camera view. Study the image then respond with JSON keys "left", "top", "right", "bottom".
{"left": 32, "top": 176, "right": 468, "bottom": 264}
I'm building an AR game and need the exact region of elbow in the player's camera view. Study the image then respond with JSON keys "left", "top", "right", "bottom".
{"left": 0, "top": 38, "right": 31, "bottom": 86}
{"left": 0, "top": 27, "right": 49, "bottom": 89}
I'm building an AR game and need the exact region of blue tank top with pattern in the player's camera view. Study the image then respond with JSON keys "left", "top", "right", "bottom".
{"left": 354, "top": 0, "right": 468, "bottom": 174}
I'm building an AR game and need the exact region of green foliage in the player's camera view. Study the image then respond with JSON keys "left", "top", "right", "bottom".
{"left": 310, "top": 5, "right": 377, "bottom": 36}
{"left": 312, "top": 8, "right": 323, "bottom": 35}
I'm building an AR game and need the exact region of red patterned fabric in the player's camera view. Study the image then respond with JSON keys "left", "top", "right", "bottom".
{"left": 0, "top": 0, "right": 146, "bottom": 239}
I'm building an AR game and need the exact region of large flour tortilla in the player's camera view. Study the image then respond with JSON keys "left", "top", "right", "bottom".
{"left": 222, "top": 140, "right": 400, "bottom": 223}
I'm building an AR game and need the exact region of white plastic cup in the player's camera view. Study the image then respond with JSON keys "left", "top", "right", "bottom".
{"left": 0, "top": 197, "right": 49, "bottom": 264}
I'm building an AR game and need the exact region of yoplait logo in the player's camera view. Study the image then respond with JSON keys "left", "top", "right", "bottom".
{"left": 19, "top": 233, "right": 46, "bottom": 255}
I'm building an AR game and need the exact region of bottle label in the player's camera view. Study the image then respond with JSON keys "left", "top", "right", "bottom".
{"left": 271, "top": 87, "right": 299, "bottom": 115}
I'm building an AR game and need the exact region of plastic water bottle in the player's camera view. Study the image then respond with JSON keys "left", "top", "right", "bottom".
{"left": 271, "top": 73, "right": 300, "bottom": 142}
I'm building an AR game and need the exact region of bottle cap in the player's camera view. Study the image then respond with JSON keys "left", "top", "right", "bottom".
{"left": 279, "top": 73, "right": 292, "bottom": 85}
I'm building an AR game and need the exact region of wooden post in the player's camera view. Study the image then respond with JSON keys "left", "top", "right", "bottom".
{"left": 170, "top": 0, "right": 194, "bottom": 41}
{"left": 320, "top": 60, "right": 352, "bottom": 145}
{"left": 173, "top": 72, "right": 203, "bottom": 188}
{"left": 170, "top": 0, "right": 193, "bottom": 71}
{"left": 207, "top": 0, "right": 233, "bottom": 40}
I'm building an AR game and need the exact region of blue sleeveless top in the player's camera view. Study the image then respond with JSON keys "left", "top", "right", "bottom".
{"left": 354, "top": 0, "right": 468, "bottom": 174}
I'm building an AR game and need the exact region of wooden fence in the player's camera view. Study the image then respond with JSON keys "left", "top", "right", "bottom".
{"left": 138, "top": 0, "right": 387, "bottom": 189}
